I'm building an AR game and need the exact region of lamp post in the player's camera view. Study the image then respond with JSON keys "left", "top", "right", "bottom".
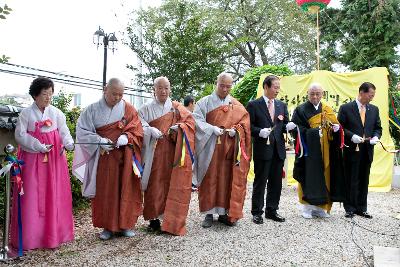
{"left": 93, "top": 26, "right": 118, "bottom": 88}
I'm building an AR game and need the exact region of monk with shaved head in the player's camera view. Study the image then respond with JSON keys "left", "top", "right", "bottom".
{"left": 193, "top": 72, "right": 251, "bottom": 228}
{"left": 73, "top": 78, "right": 144, "bottom": 240}
{"left": 291, "top": 82, "right": 345, "bottom": 219}
{"left": 138, "top": 76, "right": 195, "bottom": 236}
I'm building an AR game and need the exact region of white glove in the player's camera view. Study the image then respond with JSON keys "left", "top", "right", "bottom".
{"left": 169, "top": 124, "right": 179, "bottom": 131}
{"left": 259, "top": 128, "right": 272, "bottom": 138}
{"left": 319, "top": 129, "right": 323, "bottom": 137}
{"left": 100, "top": 137, "right": 114, "bottom": 151}
{"left": 65, "top": 142, "right": 75, "bottom": 151}
{"left": 116, "top": 134, "right": 128, "bottom": 148}
{"left": 150, "top": 127, "right": 163, "bottom": 139}
{"left": 286, "top": 122, "right": 297, "bottom": 131}
{"left": 227, "top": 128, "right": 236, "bottom": 137}
{"left": 370, "top": 136, "right": 379, "bottom": 145}
{"left": 332, "top": 124, "right": 340, "bottom": 133}
{"left": 39, "top": 144, "right": 51, "bottom": 153}
{"left": 213, "top": 126, "right": 223, "bottom": 136}
{"left": 351, "top": 135, "right": 363, "bottom": 144}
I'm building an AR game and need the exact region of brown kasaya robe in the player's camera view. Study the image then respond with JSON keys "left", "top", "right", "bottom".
{"left": 143, "top": 101, "right": 195, "bottom": 236}
{"left": 92, "top": 102, "right": 143, "bottom": 232}
{"left": 198, "top": 98, "right": 251, "bottom": 223}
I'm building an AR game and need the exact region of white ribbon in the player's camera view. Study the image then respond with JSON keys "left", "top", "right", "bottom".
{"left": 0, "top": 163, "right": 12, "bottom": 177}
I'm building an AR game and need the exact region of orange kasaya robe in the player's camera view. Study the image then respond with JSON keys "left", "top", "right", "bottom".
{"left": 92, "top": 101, "right": 143, "bottom": 232}
{"left": 143, "top": 101, "right": 195, "bottom": 236}
{"left": 198, "top": 98, "right": 252, "bottom": 223}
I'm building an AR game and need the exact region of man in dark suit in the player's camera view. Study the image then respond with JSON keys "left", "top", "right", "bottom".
{"left": 338, "top": 82, "right": 382, "bottom": 219}
{"left": 246, "top": 75, "right": 292, "bottom": 224}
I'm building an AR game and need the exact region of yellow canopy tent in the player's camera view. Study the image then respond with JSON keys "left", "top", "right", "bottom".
{"left": 247, "top": 67, "right": 393, "bottom": 192}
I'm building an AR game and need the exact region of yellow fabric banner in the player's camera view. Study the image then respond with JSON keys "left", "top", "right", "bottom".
{"left": 247, "top": 67, "right": 393, "bottom": 192}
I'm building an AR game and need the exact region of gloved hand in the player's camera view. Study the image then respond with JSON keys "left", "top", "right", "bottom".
{"left": 319, "top": 129, "right": 323, "bottom": 137}
{"left": 332, "top": 124, "right": 340, "bottom": 133}
{"left": 351, "top": 134, "right": 363, "bottom": 144}
{"left": 286, "top": 122, "right": 297, "bottom": 131}
{"left": 370, "top": 136, "right": 379, "bottom": 145}
{"left": 100, "top": 137, "right": 114, "bottom": 151}
{"left": 65, "top": 142, "right": 75, "bottom": 151}
{"left": 259, "top": 128, "right": 272, "bottom": 138}
{"left": 227, "top": 128, "right": 236, "bottom": 137}
{"left": 169, "top": 124, "right": 179, "bottom": 131}
{"left": 213, "top": 126, "right": 223, "bottom": 136}
{"left": 116, "top": 134, "right": 128, "bottom": 148}
{"left": 150, "top": 127, "right": 163, "bottom": 139}
{"left": 39, "top": 144, "right": 51, "bottom": 153}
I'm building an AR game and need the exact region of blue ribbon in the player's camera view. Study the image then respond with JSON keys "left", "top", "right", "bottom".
{"left": 183, "top": 131, "right": 195, "bottom": 164}
{"left": 132, "top": 154, "right": 143, "bottom": 176}
{"left": 300, "top": 134, "right": 308, "bottom": 157}
{"left": 17, "top": 194, "right": 23, "bottom": 256}
{"left": 3, "top": 154, "right": 24, "bottom": 256}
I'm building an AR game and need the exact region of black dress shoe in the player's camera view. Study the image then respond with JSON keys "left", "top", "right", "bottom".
{"left": 252, "top": 215, "right": 264, "bottom": 224}
{"left": 355, "top": 211, "right": 373, "bottom": 219}
{"left": 218, "top": 214, "right": 236, "bottom": 226}
{"left": 148, "top": 219, "right": 161, "bottom": 231}
{"left": 345, "top": 211, "right": 354, "bottom": 218}
{"left": 265, "top": 212, "right": 285, "bottom": 222}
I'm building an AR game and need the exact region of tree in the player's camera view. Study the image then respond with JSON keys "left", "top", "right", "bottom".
{"left": 232, "top": 64, "right": 293, "bottom": 105}
{"left": 126, "top": 0, "right": 319, "bottom": 99}
{"left": 200, "top": 0, "right": 317, "bottom": 75}
{"left": 0, "top": 4, "right": 12, "bottom": 63}
{"left": 126, "top": 0, "right": 225, "bottom": 100}
{"left": 320, "top": 0, "right": 400, "bottom": 78}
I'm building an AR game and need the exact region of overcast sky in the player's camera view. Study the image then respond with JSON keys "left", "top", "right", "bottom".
{"left": 0, "top": 0, "right": 341, "bottom": 97}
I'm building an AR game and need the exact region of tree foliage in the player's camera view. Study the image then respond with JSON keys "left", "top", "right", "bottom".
{"left": 126, "top": 0, "right": 317, "bottom": 99}
{"left": 232, "top": 64, "right": 293, "bottom": 105}
{"left": 320, "top": 0, "right": 400, "bottom": 78}
{"left": 126, "top": 0, "right": 225, "bottom": 100}
{"left": 199, "top": 0, "right": 316, "bottom": 75}
{"left": 0, "top": 4, "right": 12, "bottom": 63}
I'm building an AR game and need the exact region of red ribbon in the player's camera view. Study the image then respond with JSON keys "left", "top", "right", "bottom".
{"left": 340, "top": 126, "right": 345, "bottom": 149}
{"left": 295, "top": 133, "right": 300, "bottom": 154}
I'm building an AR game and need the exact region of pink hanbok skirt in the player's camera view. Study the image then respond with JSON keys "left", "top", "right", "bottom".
{"left": 10, "top": 129, "right": 74, "bottom": 250}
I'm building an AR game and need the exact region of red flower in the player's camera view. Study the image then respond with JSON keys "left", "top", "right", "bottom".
{"left": 118, "top": 121, "right": 124, "bottom": 129}
{"left": 43, "top": 119, "right": 52, "bottom": 127}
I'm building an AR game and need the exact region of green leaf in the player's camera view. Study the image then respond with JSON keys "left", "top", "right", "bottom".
{"left": 0, "top": 15, "right": 6, "bottom": 19}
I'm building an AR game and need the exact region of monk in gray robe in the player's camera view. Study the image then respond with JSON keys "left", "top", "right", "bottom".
{"left": 193, "top": 72, "right": 251, "bottom": 228}
{"left": 139, "top": 76, "right": 195, "bottom": 236}
{"left": 73, "top": 78, "right": 143, "bottom": 240}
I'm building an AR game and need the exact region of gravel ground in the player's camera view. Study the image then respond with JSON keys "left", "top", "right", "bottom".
{"left": 2, "top": 185, "right": 400, "bottom": 267}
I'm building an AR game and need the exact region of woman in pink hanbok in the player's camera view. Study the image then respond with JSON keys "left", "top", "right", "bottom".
{"left": 11, "top": 77, "right": 74, "bottom": 251}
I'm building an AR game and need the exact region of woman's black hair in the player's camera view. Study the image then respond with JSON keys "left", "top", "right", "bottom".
{"left": 29, "top": 77, "right": 54, "bottom": 99}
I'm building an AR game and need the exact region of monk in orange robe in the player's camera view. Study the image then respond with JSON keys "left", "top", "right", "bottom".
{"left": 73, "top": 78, "right": 143, "bottom": 240}
{"left": 139, "top": 76, "right": 195, "bottom": 236}
{"left": 193, "top": 72, "right": 251, "bottom": 228}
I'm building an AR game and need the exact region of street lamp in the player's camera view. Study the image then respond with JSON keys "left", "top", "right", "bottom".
{"left": 93, "top": 26, "right": 118, "bottom": 88}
